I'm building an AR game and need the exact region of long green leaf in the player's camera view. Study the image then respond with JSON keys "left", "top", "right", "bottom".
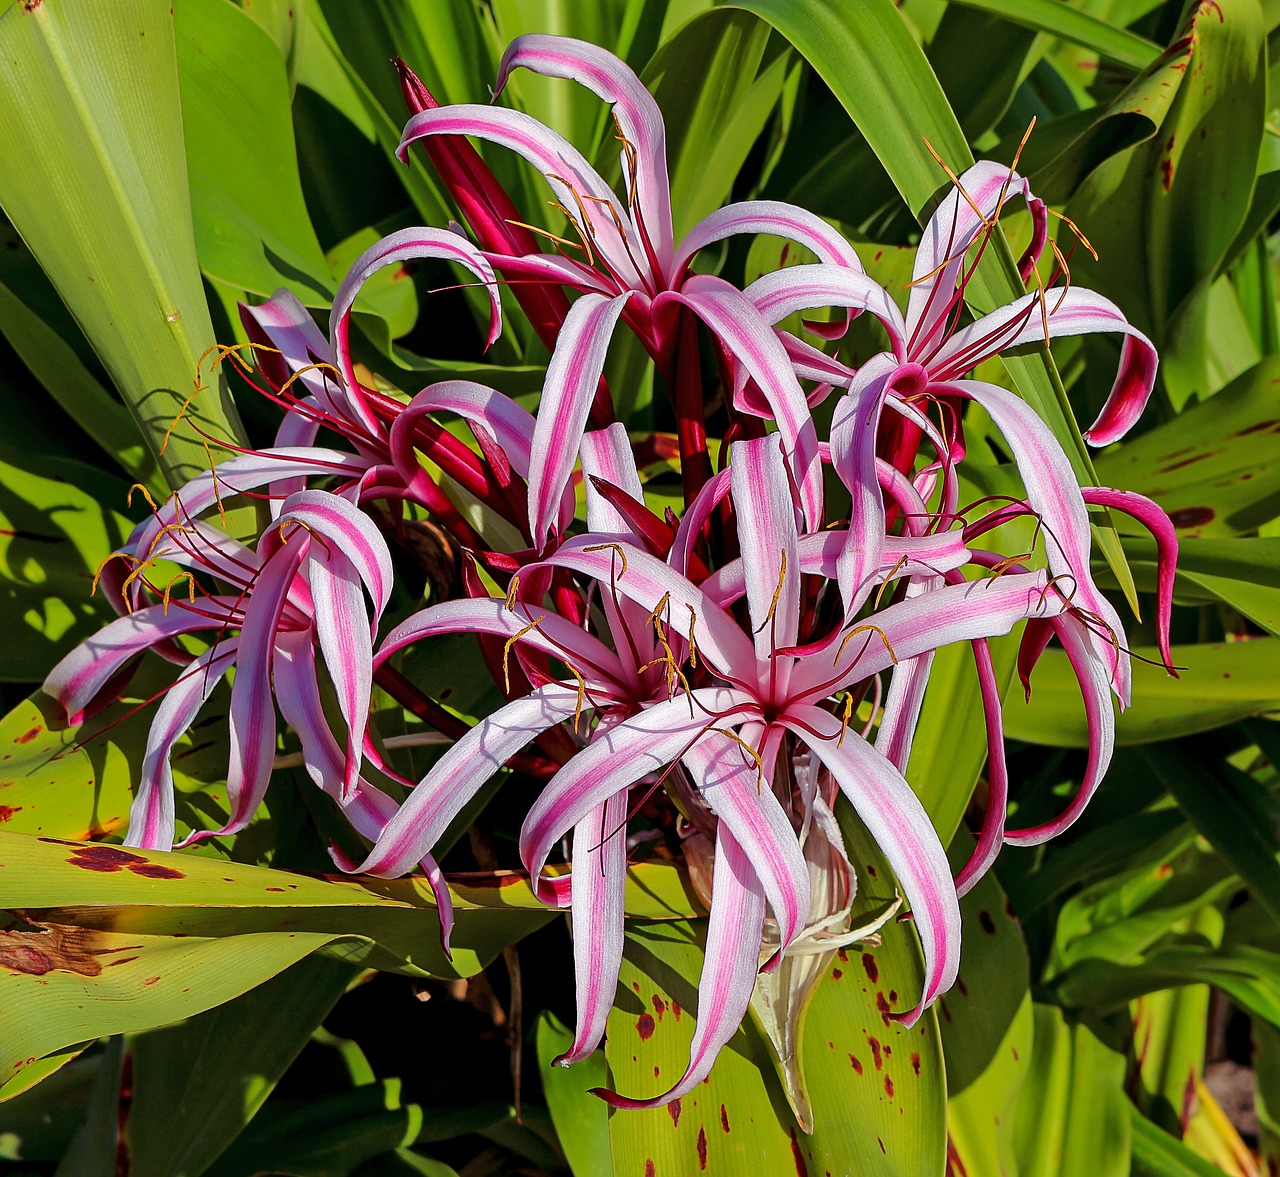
{"left": 127, "top": 955, "right": 357, "bottom": 1177}
{"left": 948, "top": 0, "right": 1161, "bottom": 70}
{"left": 0, "top": 0, "right": 246, "bottom": 487}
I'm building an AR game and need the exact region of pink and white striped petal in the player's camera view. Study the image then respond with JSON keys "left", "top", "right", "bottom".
{"left": 597, "top": 821, "right": 766, "bottom": 1108}
{"left": 784, "top": 704, "right": 960, "bottom": 1022}
{"left": 528, "top": 292, "right": 631, "bottom": 548}
{"left": 676, "top": 203, "right": 864, "bottom": 286}
{"left": 665, "top": 274, "right": 823, "bottom": 526}
{"left": 497, "top": 34, "right": 673, "bottom": 280}
{"left": 125, "top": 641, "right": 237, "bottom": 852}
{"left": 682, "top": 727, "right": 811, "bottom": 960}
{"left": 330, "top": 228, "right": 502, "bottom": 436}
{"left": 730, "top": 436, "right": 801, "bottom": 683}
{"left": 558, "top": 790, "right": 630, "bottom": 1065}
{"left": 355, "top": 685, "right": 584, "bottom": 878}
{"left": 926, "top": 288, "right": 1157, "bottom": 445}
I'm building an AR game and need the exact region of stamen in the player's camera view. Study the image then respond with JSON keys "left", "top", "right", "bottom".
{"left": 503, "top": 218, "right": 585, "bottom": 253}
{"left": 713, "top": 727, "right": 766, "bottom": 792}
{"left": 837, "top": 692, "right": 856, "bottom": 749}
{"left": 583, "top": 543, "right": 629, "bottom": 578}
{"left": 834, "top": 623, "right": 899, "bottom": 667}
{"left": 160, "top": 571, "right": 197, "bottom": 614}
{"left": 754, "top": 550, "right": 789, "bottom": 635}
{"left": 505, "top": 575, "right": 522, "bottom": 611}
{"left": 502, "top": 616, "right": 544, "bottom": 693}
{"left": 127, "top": 483, "right": 160, "bottom": 512}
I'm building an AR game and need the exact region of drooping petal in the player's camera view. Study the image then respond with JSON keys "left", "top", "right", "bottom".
{"left": 558, "top": 789, "right": 629, "bottom": 1065}
{"left": 178, "top": 540, "right": 307, "bottom": 847}
{"left": 926, "top": 287, "right": 1157, "bottom": 445}
{"left": 792, "top": 570, "right": 1065, "bottom": 702}
{"left": 273, "top": 630, "right": 456, "bottom": 950}
{"left": 497, "top": 34, "right": 673, "bottom": 280}
{"left": 829, "top": 355, "right": 897, "bottom": 614}
{"left": 595, "top": 822, "right": 766, "bottom": 1108}
{"left": 952, "top": 637, "right": 1009, "bottom": 897}
{"left": 1082, "top": 486, "right": 1178, "bottom": 674}
{"left": 239, "top": 289, "right": 340, "bottom": 416}
{"left": 730, "top": 436, "right": 801, "bottom": 682}
{"left": 905, "top": 161, "right": 1044, "bottom": 360}
{"left": 528, "top": 292, "right": 631, "bottom": 548}
{"left": 743, "top": 262, "right": 908, "bottom": 358}
{"left": 676, "top": 204, "right": 864, "bottom": 285}
{"left": 1003, "top": 613, "right": 1115, "bottom": 846}
{"left": 528, "top": 538, "right": 758, "bottom": 682}
{"left": 938, "top": 379, "right": 1131, "bottom": 704}
{"left": 397, "top": 105, "right": 643, "bottom": 290}
{"left": 519, "top": 688, "right": 753, "bottom": 896}
{"left": 131, "top": 448, "right": 373, "bottom": 562}
{"left": 663, "top": 274, "right": 823, "bottom": 526}
{"left": 44, "top": 599, "right": 241, "bottom": 724}
{"left": 354, "top": 685, "right": 583, "bottom": 878}
{"left": 785, "top": 704, "right": 960, "bottom": 1022}
{"left": 375, "top": 597, "right": 627, "bottom": 695}
{"left": 330, "top": 228, "right": 502, "bottom": 435}
{"left": 682, "top": 727, "right": 811, "bottom": 960}
{"left": 125, "top": 640, "right": 237, "bottom": 852}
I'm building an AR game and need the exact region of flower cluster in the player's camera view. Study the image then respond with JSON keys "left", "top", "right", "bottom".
{"left": 45, "top": 35, "right": 1177, "bottom": 1112}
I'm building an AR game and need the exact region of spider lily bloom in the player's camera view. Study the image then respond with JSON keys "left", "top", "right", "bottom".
{"left": 396, "top": 33, "right": 864, "bottom": 521}
{"left": 44, "top": 489, "right": 394, "bottom": 852}
{"left": 747, "top": 164, "right": 1160, "bottom": 703}
{"left": 239, "top": 227, "right": 502, "bottom": 456}
{"left": 499, "top": 437, "right": 1069, "bottom": 1108}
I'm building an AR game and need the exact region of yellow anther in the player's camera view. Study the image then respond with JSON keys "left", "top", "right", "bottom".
{"left": 686, "top": 608, "right": 699, "bottom": 669}
{"left": 754, "top": 550, "right": 789, "bottom": 635}
{"left": 502, "top": 616, "right": 544, "bottom": 693}
{"left": 279, "top": 361, "right": 344, "bottom": 398}
{"left": 503, "top": 218, "right": 585, "bottom": 253}
{"left": 713, "top": 727, "right": 766, "bottom": 792}
{"left": 837, "top": 691, "right": 856, "bottom": 749}
{"left": 645, "top": 591, "right": 672, "bottom": 628}
{"left": 505, "top": 575, "right": 521, "bottom": 611}
{"left": 873, "top": 555, "right": 910, "bottom": 610}
{"left": 91, "top": 551, "right": 139, "bottom": 599}
{"left": 834, "top": 623, "right": 898, "bottom": 667}
{"left": 158, "top": 381, "right": 205, "bottom": 457}
{"left": 563, "top": 661, "right": 589, "bottom": 733}
{"left": 921, "top": 137, "right": 993, "bottom": 231}
{"left": 583, "top": 542, "right": 629, "bottom": 578}
{"left": 127, "top": 483, "right": 159, "bottom": 512}
{"left": 203, "top": 439, "right": 227, "bottom": 525}
{"left": 160, "top": 571, "right": 197, "bottom": 614}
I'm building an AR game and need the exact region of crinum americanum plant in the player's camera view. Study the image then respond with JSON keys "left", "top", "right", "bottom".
{"left": 45, "top": 33, "right": 1177, "bottom": 1122}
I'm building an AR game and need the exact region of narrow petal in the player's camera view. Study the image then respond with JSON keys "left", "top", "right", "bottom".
{"left": 125, "top": 641, "right": 236, "bottom": 852}
{"left": 529, "top": 293, "right": 631, "bottom": 547}
{"left": 785, "top": 705, "right": 960, "bottom": 1021}
{"left": 1082, "top": 486, "right": 1178, "bottom": 674}
{"left": 596, "top": 822, "right": 765, "bottom": 1108}
{"left": 952, "top": 637, "right": 1009, "bottom": 897}
{"left": 792, "top": 570, "right": 1065, "bottom": 702}
{"left": 682, "top": 728, "right": 811, "bottom": 958}
{"left": 330, "top": 228, "right": 502, "bottom": 433}
{"left": 676, "top": 203, "right": 863, "bottom": 283}
{"left": 178, "top": 542, "right": 306, "bottom": 846}
{"left": 1004, "top": 614, "right": 1115, "bottom": 845}
{"left": 743, "top": 262, "right": 907, "bottom": 357}
{"left": 730, "top": 436, "right": 801, "bottom": 674}
{"left": 939, "top": 379, "right": 1131, "bottom": 704}
{"left": 529, "top": 538, "right": 757, "bottom": 681}
{"left": 926, "top": 287, "right": 1157, "bottom": 445}
{"left": 44, "top": 601, "right": 235, "bottom": 724}
{"left": 376, "top": 598, "right": 626, "bottom": 693}
{"left": 239, "top": 290, "right": 339, "bottom": 414}
{"left": 906, "top": 161, "right": 1044, "bottom": 358}
{"left": 558, "top": 790, "right": 629, "bottom": 1064}
{"left": 666, "top": 275, "right": 823, "bottom": 526}
{"left": 397, "top": 105, "right": 642, "bottom": 289}
{"left": 519, "top": 689, "right": 753, "bottom": 895}
{"left": 354, "top": 685, "right": 583, "bottom": 877}
{"left": 497, "top": 34, "right": 673, "bottom": 279}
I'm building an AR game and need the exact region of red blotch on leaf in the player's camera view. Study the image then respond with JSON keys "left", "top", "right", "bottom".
{"left": 636, "top": 1013, "right": 655, "bottom": 1040}
{"left": 697, "top": 1126, "right": 708, "bottom": 1169}
{"left": 862, "top": 952, "right": 879, "bottom": 982}
{"left": 668, "top": 1097, "right": 682, "bottom": 1127}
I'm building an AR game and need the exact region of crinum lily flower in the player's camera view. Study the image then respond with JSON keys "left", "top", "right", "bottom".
{"left": 44, "top": 489, "right": 403, "bottom": 856}
{"left": 395, "top": 33, "right": 866, "bottom": 526}
{"left": 360, "top": 435, "right": 1065, "bottom": 1109}
{"left": 745, "top": 161, "right": 1164, "bottom": 709}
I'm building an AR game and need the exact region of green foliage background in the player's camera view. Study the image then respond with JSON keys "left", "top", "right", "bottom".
{"left": 0, "top": 0, "right": 1277, "bottom": 1173}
